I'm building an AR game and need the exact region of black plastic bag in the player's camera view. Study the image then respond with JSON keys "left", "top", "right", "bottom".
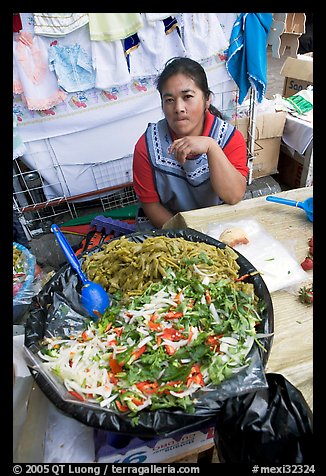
{"left": 24, "top": 228, "right": 274, "bottom": 437}
{"left": 214, "top": 373, "right": 313, "bottom": 463}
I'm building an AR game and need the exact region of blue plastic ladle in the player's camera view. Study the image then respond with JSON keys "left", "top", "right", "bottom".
{"left": 266, "top": 196, "right": 313, "bottom": 222}
{"left": 51, "top": 224, "right": 110, "bottom": 319}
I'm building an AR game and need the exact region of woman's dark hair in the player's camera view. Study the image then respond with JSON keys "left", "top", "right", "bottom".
{"left": 156, "top": 57, "right": 223, "bottom": 119}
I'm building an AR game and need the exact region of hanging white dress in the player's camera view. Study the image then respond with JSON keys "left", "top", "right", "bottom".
{"left": 126, "top": 15, "right": 186, "bottom": 78}
{"left": 181, "top": 13, "right": 228, "bottom": 61}
{"left": 13, "top": 31, "right": 67, "bottom": 110}
{"left": 91, "top": 39, "right": 130, "bottom": 89}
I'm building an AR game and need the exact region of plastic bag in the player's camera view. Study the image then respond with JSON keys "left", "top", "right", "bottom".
{"left": 214, "top": 373, "right": 313, "bottom": 463}
{"left": 13, "top": 242, "right": 36, "bottom": 305}
{"left": 24, "top": 228, "right": 274, "bottom": 437}
{"left": 13, "top": 242, "right": 48, "bottom": 323}
{"left": 206, "top": 219, "right": 307, "bottom": 293}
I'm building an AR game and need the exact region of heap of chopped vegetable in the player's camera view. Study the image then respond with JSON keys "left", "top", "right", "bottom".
{"left": 81, "top": 235, "right": 240, "bottom": 297}
{"left": 39, "top": 258, "right": 265, "bottom": 416}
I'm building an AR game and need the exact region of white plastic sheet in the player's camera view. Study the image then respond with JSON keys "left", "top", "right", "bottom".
{"left": 206, "top": 219, "right": 307, "bottom": 293}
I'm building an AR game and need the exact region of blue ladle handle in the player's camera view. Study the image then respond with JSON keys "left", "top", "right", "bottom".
{"left": 266, "top": 196, "right": 301, "bottom": 208}
{"left": 51, "top": 224, "right": 88, "bottom": 285}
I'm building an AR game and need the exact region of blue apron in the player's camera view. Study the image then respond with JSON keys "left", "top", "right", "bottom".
{"left": 136, "top": 115, "right": 235, "bottom": 230}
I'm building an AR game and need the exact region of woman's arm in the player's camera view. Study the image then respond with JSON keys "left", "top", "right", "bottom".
{"left": 141, "top": 202, "right": 173, "bottom": 228}
{"left": 168, "top": 133, "right": 247, "bottom": 204}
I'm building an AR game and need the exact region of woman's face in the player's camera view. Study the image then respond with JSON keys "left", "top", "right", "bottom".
{"left": 161, "top": 73, "right": 210, "bottom": 138}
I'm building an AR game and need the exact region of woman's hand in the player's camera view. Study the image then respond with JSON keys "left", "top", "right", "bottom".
{"left": 168, "top": 136, "right": 215, "bottom": 165}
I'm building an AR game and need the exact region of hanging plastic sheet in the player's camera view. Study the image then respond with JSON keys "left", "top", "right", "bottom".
{"left": 24, "top": 228, "right": 274, "bottom": 437}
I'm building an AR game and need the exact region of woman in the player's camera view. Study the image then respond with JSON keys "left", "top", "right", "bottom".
{"left": 132, "top": 57, "right": 248, "bottom": 230}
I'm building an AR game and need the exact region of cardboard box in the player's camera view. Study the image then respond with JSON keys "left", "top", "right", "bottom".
{"left": 94, "top": 424, "right": 215, "bottom": 463}
{"left": 284, "top": 13, "right": 306, "bottom": 34}
{"left": 277, "top": 141, "right": 313, "bottom": 188}
{"left": 280, "top": 55, "right": 313, "bottom": 98}
{"left": 232, "top": 111, "right": 287, "bottom": 180}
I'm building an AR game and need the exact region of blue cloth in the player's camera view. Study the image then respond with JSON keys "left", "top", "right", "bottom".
{"left": 226, "top": 13, "right": 273, "bottom": 104}
{"left": 48, "top": 43, "right": 96, "bottom": 93}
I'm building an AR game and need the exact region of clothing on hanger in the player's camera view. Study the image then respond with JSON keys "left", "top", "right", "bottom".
{"left": 13, "top": 31, "right": 67, "bottom": 110}
{"left": 91, "top": 40, "right": 130, "bottom": 89}
{"left": 125, "top": 15, "right": 186, "bottom": 78}
{"left": 13, "top": 13, "right": 22, "bottom": 33}
{"left": 48, "top": 42, "right": 96, "bottom": 93}
{"left": 226, "top": 13, "right": 273, "bottom": 104}
{"left": 181, "top": 13, "right": 228, "bottom": 61}
{"left": 33, "top": 13, "right": 89, "bottom": 37}
{"left": 88, "top": 13, "right": 143, "bottom": 41}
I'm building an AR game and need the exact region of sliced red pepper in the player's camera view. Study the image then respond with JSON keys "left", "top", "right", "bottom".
{"left": 186, "top": 364, "right": 205, "bottom": 387}
{"left": 109, "top": 358, "right": 123, "bottom": 374}
{"left": 165, "top": 344, "right": 176, "bottom": 356}
{"left": 206, "top": 334, "right": 223, "bottom": 351}
{"left": 132, "top": 345, "right": 147, "bottom": 360}
{"left": 157, "top": 380, "right": 183, "bottom": 394}
{"left": 235, "top": 273, "right": 250, "bottom": 282}
{"left": 187, "top": 298, "right": 195, "bottom": 309}
{"left": 164, "top": 311, "right": 184, "bottom": 320}
{"left": 104, "top": 322, "right": 112, "bottom": 333}
{"left": 235, "top": 271, "right": 259, "bottom": 282}
{"left": 107, "top": 371, "right": 118, "bottom": 385}
{"left": 135, "top": 380, "right": 159, "bottom": 395}
{"left": 205, "top": 290, "right": 211, "bottom": 304}
{"left": 174, "top": 290, "right": 183, "bottom": 304}
{"left": 148, "top": 313, "right": 162, "bottom": 331}
{"left": 162, "top": 327, "right": 184, "bottom": 341}
{"left": 68, "top": 390, "right": 85, "bottom": 401}
{"left": 131, "top": 397, "right": 145, "bottom": 406}
{"left": 81, "top": 331, "right": 89, "bottom": 341}
{"left": 116, "top": 400, "right": 128, "bottom": 412}
{"left": 113, "top": 327, "right": 124, "bottom": 337}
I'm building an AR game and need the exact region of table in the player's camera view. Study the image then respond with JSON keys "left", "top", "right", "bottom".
{"left": 163, "top": 186, "right": 313, "bottom": 410}
{"left": 14, "top": 188, "right": 313, "bottom": 463}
